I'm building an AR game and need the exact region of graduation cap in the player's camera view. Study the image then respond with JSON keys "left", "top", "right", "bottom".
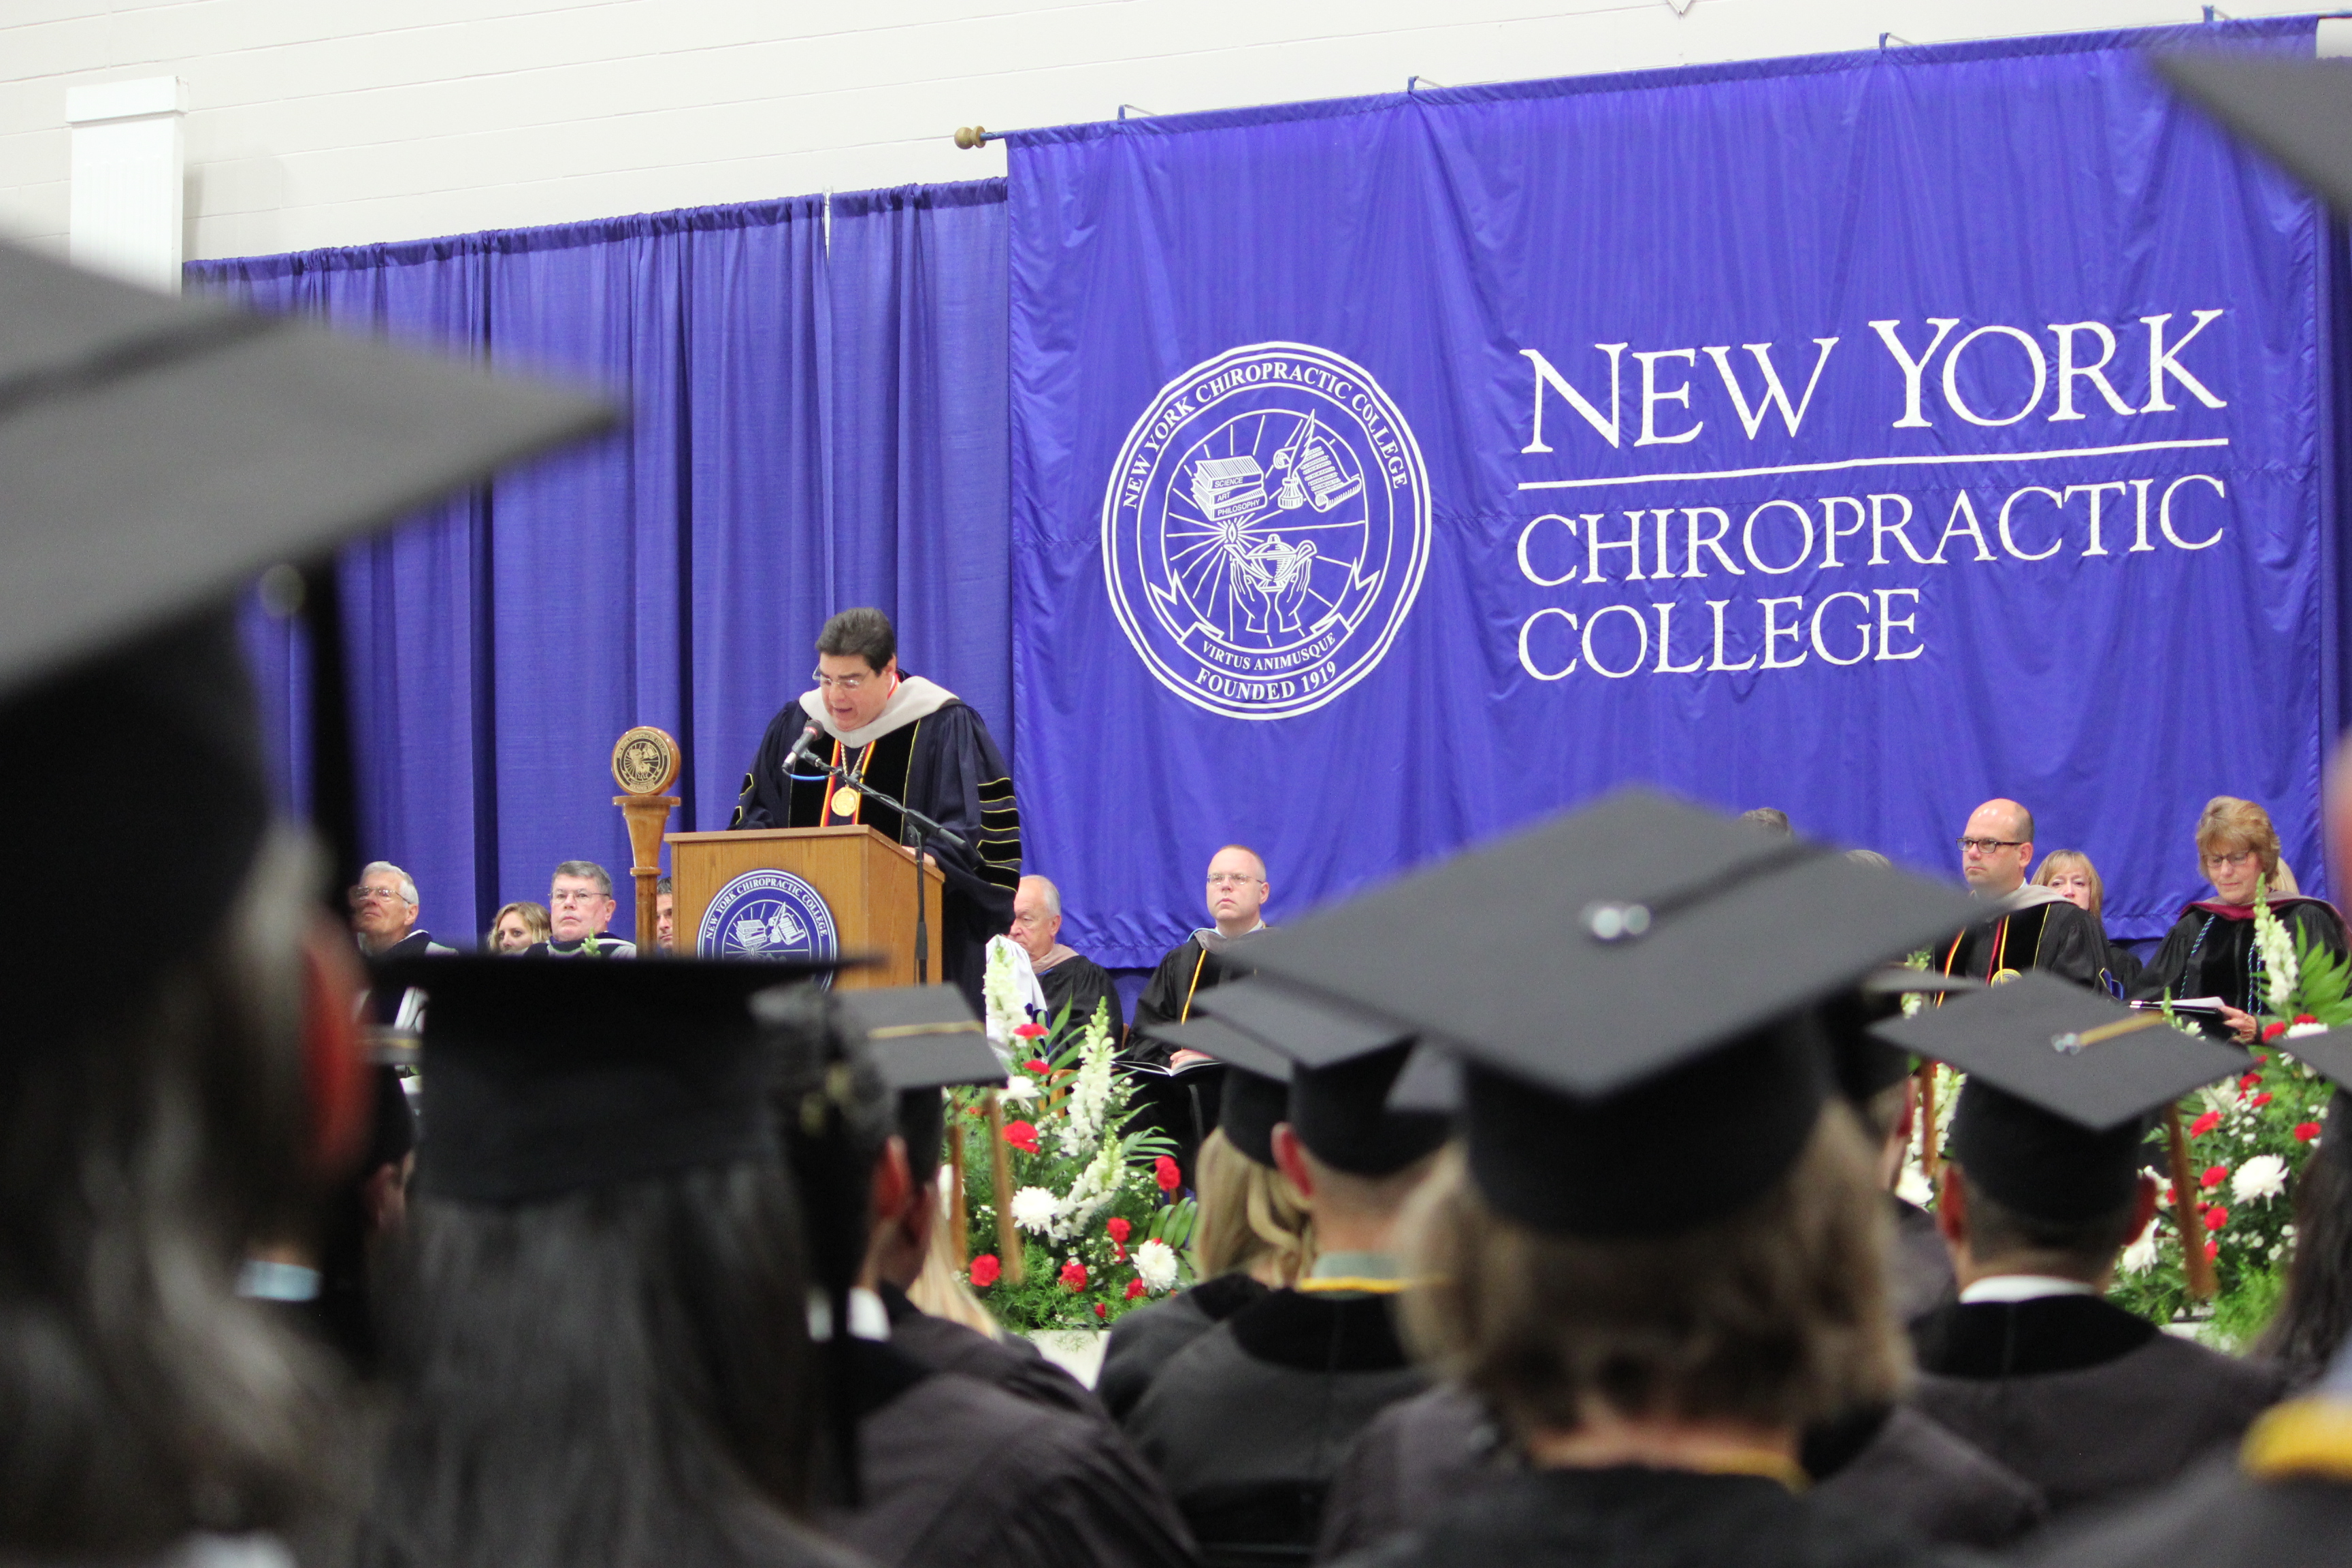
{"left": 1143, "top": 1016, "right": 1290, "bottom": 1168}
{"left": 1242, "top": 789, "right": 1978, "bottom": 1237}
{"left": 0, "top": 242, "right": 610, "bottom": 1030}
{"left": 1874, "top": 972, "right": 2251, "bottom": 1222}
{"left": 379, "top": 953, "right": 833, "bottom": 1205}
{"left": 1190, "top": 985, "right": 1448, "bottom": 1178}
{"left": 834, "top": 985, "right": 1004, "bottom": 1092}
{"left": 1821, "top": 970, "right": 1987, "bottom": 1108}
{"left": 1386, "top": 1043, "right": 1463, "bottom": 1115}
{"left": 2158, "top": 54, "right": 2352, "bottom": 216}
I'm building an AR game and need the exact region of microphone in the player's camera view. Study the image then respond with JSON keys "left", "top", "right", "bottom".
{"left": 783, "top": 721, "right": 823, "bottom": 775}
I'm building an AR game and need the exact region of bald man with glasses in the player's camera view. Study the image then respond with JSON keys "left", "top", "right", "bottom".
{"left": 1939, "top": 798, "right": 2105, "bottom": 990}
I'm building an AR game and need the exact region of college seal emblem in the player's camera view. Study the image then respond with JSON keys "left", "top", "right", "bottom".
{"left": 697, "top": 868, "right": 838, "bottom": 975}
{"left": 1102, "top": 342, "right": 1431, "bottom": 720}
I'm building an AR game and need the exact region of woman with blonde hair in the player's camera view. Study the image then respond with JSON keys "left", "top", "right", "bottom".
{"left": 487, "top": 900, "right": 551, "bottom": 953}
{"left": 1098, "top": 1054, "right": 1311, "bottom": 1422}
{"left": 2137, "top": 796, "right": 2347, "bottom": 1043}
{"left": 2031, "top": 849, "right": 2142, "bottom": 996}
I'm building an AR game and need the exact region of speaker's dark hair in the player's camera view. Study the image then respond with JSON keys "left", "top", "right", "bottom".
{"left": 815, "top": 608, "right": 896, "bottom": 673}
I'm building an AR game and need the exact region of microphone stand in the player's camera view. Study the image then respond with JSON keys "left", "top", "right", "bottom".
{"left": 789, "top": 751, "right": 967, "bottom": 986}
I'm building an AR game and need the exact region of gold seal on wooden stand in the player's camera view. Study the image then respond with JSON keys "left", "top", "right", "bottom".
{"left": 611, "top": 725, "right": 682, "bottom": 951}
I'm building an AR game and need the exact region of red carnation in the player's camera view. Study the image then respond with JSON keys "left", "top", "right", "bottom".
{"left": 2191, "top": 1111, "right": 2223, "bottom": 1137}
{"left": 2201, "top": 1164, "right": 2229, "bottom": 1190}
{"left": 2298, "top": 1015, "right": 2320, "bottom": 1026}
{"left": 1125, "top": 1278, "right": 1147, "bottom": 1300}
{"left": 1024, "top": 1059, "right": 1050, "bottom": 1074}
{"left": 1154, "top": 1155, "right": 1181, "bottom": 1192}
{"left": 1014, "top": 1022, "right": 1047, "bottom": 1040}
{"left": 1107, "top": 1218, "right": 1132, "bottom": 1243}
{"left": 2242, "top": 1071, "right": 2265, "bottom": 1090}
{"left": 1059, "top": 1260, "right": 1089, "bottom": 1291}
{"left": 2261, "top": 1023, "right": 2289, "bottom": 1043}
{"left": 1003, "top": 1120, "right": 1041, "bottom": 1154}
{"left": 1112, "top": 1241, "right": 1127, "bottom": 1262}
{"left": 968, "top": 1254, "right": 1001, "bottom": 1288}
{"left": 2252, "top": 1092, "right": 2274, "bottom": 1109}
{"left": 2206, "top": 1239, "right": 2221, "bottom": 1261}
{"left": 2296, "top": 1122, "right": 2324, "bottom": 1142}
{"left": 2205, "top": 1206, "right": 2229, "bottom": 1231}
{"left": 1095, "top": 1302, "right": 1109, "bottom": 1320}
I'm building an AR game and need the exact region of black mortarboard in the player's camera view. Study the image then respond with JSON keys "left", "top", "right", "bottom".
{"left": 1243, "top": 789, "right": 1976, "bottom": 1235}
{"left": 834, "top": 985, "right": 1004, "bottom": 1092}
{"left": 1193, "top": 985, "right": 1447, "bottom": 1177}
{"left": 1386, "top": 1043, "right": 1463, "bottom": 1115}
{"left": 1145, "top": 1017, "right": 1289, "bottom": 1168}
{"left": 382, "top": 953, "right": 832, "bottom": 1204}
{"left": 1819, "top": 971, "right": 1981, "bottom": 1108}
{"left": 1874, "top": 973, "right": 2250, "bottom": 1223}
{"left": 2158, "top": 55, "right": 2352, "bottom": 216}
{"left": 0, "top": 244, "right": 609, "bottom": 1030}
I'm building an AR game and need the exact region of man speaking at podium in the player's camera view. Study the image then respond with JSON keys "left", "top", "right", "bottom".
{"left": 732, "top": 608, "right": 1022, "bottom": 1007}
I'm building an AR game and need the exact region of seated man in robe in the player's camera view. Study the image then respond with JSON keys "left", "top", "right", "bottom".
{"left": 1009, "top": 875, "right": 1123, "bottom": 1039}
{"left": 525, "top": 860, "right": 637, "bottom": 958}
{"left": 1880, "top": 975, "right": 2287, "bottom": 1528}
{"left": 1941, "top": 798, "right": 2104, "bottom": 988}
{"left": 1128, "top": 845, "right": 1270, "bottom": 1062}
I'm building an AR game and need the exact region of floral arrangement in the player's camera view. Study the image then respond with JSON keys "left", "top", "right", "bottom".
{"left": 951, "top": 945, "right": 1196, "bottom": 1331}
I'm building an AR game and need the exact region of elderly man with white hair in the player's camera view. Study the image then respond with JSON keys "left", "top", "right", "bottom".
{"left": 1009, "top": 874, "right": 1124, "bottom": 1039}
{"left": 348, "top": 859, "right": 455, "bottom": 1024}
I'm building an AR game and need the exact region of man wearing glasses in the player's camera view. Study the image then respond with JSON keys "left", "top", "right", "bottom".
{"left": 730, "top": 607, "right": 1020, "bottom": 1009}
{"left": 528, "top": 860, "right": 638, "bottom": 959}
{"left": 1126, "top": 845, "right": 1273, "bottom": 1062}
{"left": 349, "top": 860, "right": 454, "bottom": 1026}
{"left": 1938, "top": 798, "right": 2102, "bottom": 990}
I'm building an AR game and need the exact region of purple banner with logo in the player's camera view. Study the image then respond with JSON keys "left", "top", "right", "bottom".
{"left": 1008, "top": 20, "right": 2332, "bottom": 967}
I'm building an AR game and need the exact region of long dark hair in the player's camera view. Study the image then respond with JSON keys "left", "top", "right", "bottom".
{"left": 2257, "top": 1092, "right": 2352, "bottom": 1389}
{"left": 0, "top": 830, "right": 334, "bottom": 1558}
{"left": 358, "top": 1160, "right": 828, "bottom": 1568}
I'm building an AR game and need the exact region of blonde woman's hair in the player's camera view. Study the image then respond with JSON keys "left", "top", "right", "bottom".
{"left": 1192, "top": 1129, "right": 1314, "bottom": 1286}
{"left": 906, "top": 1182, "right": 1001, "bottom": 1336}
{"left": 2031, "top": 849, "right": 2105, "bottom": 923}
{"left": 1398, "top": 1108, "right": 1905, "bottom": 1443}
{"left": 2196, "top": 796, "right": 2283, "bottom": 881}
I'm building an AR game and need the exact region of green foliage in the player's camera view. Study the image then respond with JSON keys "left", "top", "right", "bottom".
{"left": 948, "top": 981, "right": 1199, "bottom": 1332}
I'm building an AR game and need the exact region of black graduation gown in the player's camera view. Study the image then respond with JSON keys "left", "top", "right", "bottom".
{"left": 1938, "top": 895, "right": 2106, "bottom": 990}
{"left": 1125, "top": 1288, "right": 1427, "bottom": 1560}
{"left": 2015, "top": 1442, "right": 2352, "bottom": 1568}
{"left": 1127, "top": 933, "right": 1260, "bottom": 1062}
{"left": 1039, "top": 953, "right": 1124, "bottom": 1039}
{"left": 1335, "top": 1465, "right": 1957, "bottom": 1568}
{"left": 363, "top": 928, "right": 453, "bottom": 1024}
{"left": 877, "top": 1282, "right": 1109, "bottom": 1424}
{"left": 1317, "top": 1382, "right": 2041, "bottom": 1559}
{"left": 731, "top": 687, "right": 1021, "bottom": 1011}
{"left": 2134, "top": 898, "right": 2349, "bottom": 1034}
{"left": 1102, "top": 1272, "right": 1271, "bottom": 1423}
{"left": 1886, "top": 1197, "right": 1957, "bottom": 1328}
{"left": 1907, "top": 1294, "right": 2287, "bottom": 1524}
{"left": 828, "top": 1337, "right": 1195, "bottom": 1568}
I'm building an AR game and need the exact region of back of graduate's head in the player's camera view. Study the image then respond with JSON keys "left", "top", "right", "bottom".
{"left": 1194, "top": 1128, "right": 1314, "bottom": 1287}
{"left": 1400, "top": 1099, "right": 1903, "bottom": 1445}
{"left": 1939, "top": 1080, "right": 2157, "bottom": 1286}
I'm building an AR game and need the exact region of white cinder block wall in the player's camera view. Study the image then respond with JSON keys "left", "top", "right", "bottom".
{"left": 0, "top": 0, "right": 2325, "bottom": 264}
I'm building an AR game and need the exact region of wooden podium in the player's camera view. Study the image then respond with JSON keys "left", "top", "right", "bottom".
{"left": 664, "top": 825, "right": 946, "bottom": 988}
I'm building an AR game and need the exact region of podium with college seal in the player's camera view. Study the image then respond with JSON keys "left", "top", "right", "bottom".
{"left": 664, "top": 826, "right": 945, "bottom": 988}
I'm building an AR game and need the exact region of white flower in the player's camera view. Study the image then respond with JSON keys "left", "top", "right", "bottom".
{"left": 2253, "top": 888, "right": 2299, "bottom": 1014}
{"left": 1010, "top": 1186, "right": 1059, "bottom": 1233}
{"left": 1000, "top": 1077, "right": 1038, "bottom": 1104}
{"left": 1134, "top": 1238, "right": 1179, "bottom": 1292}
{"left": 1894, "top": 1164, "right": 1933, "bottom": 1207}
{"left": 2119, "top": 1230, "right": 2161, "bottom": 1274}
{"left": 2232, "top": 1154, "right": 2289, "bottom": 1206}
{"left": 2289, "top": 1022, "right": 2330, "bottom": 1039}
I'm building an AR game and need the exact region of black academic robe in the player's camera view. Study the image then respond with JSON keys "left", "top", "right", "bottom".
{"left": 828, "top": 1338, "right": 1194, "bottom": 1568}
{"left": 1039, "top": 953, "right": 1124, "bottom": 1039}
{"left": 877, "top": 1282, "right": 1108, "bottom": 1424}
{"left": 1938, "top": 894, "right": 2106, "bottom": 990}
{"left": 1316, "top": 1382, "right": 2041, "bottom": 1560}
{"left": 2135, "top": 898, "right": 2349, "bottom": 1034}
{"left": 1336, "top": 1466, "right": 1957, "bottom": 1568}
{"left": 731, "top": 685, "right": 1021, "bottom": 1011}
{"left": 1127, "top": 933, "right": 1260, "bottom": 1061}
{"left": 2015, "top": 1439, "right": 2352, "bottom": 1568}
{"left": 1907, "top": 1294, "right": 2287, "bottom": 1524}
{"left": 1124, "top": 1288, "right": 1427, "bottom": 1558}
{"left": 1101, "top": 1272, "right": 1271, "bottom": 1423}
{"left": 363, "top": 928, "right": 453, "bottom": 1024}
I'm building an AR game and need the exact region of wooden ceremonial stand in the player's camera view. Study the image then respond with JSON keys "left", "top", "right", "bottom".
{"left": 611, "top": 726, "right": 682, "bottom": 947}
